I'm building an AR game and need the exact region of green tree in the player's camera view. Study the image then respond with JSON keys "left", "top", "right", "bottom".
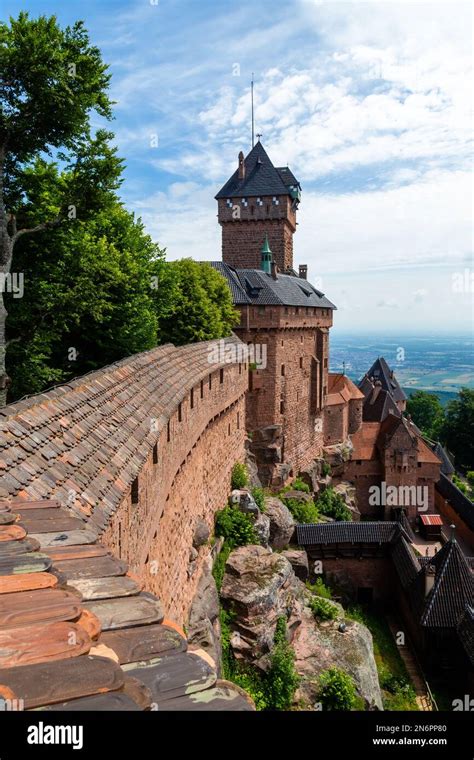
{"left": 441, "top": 388, "right": 474, "bottom": 472}
{"left": 0, "top": 12, "right": 113, "bottom": 404}
{"left": 406, "top": 390, "right": 444, "bottom": 440}
{"left": 156, "top": 259, "right": 239, "bottom": 346}
{"left": 318, "top": 667, "right": 357, "bottom": 711}
{"left": 6, "top": 202, "right": 164, "bottom": 399}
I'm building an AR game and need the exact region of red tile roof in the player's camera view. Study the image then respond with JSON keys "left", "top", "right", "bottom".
{"left": 326, "top": 373, "right": 365, "bottom": 406}
{"left": 0, "top": 498, "right": 255, "bottom": 711}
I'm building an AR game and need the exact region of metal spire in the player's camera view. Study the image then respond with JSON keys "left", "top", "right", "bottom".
{"left": 251, "top": 73, "right": 255, "bottom": 148}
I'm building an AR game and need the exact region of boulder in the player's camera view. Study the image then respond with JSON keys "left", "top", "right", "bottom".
{"left": 333, "top": 481, "right": 360, "bottom": 521}
{"left": 230, "top": 489, "right": 259, "bottom": 516}
{"left": 193, "top": 519, "right": 210, "bottom": 548}
{"left": 293, "top": 606, "right": 383, "bottom": 710}
{"left": 254, "top": 512, "right": 270, "bottom": 547}
{"left": 282, "top": 549, "right": 309, "bottom": 581}
{"left": 283, "top": 490, "right": 313, "bottom": 504}
{"left": 220, "top": 545, "right": 304, "bottom": 660}
{"left": 245, "top": 447, "right": 262, "bottom": 489}
{"left": 298, "top": 460, "right": 325, "bottom": 492}
{"left": 264, "top": 497, "right": 295, "bottom": 549}
{"left": 188, "top": 556, "right": 221, "bottom": 673}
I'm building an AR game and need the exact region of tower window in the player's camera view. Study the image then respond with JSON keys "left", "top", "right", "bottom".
{"left": 178, "top": 403, "right": 182, "bottom": 422}
{"left": 280, "top": 400, "right": 285, "bottom": 414}
{"left": 131, "top": 477, "right": 139, "bottom": 504}
{"left": 190, "top": 388, "right": 194, "bottom": 409}
{"left": 300, "top": 357, "right": 303, "bottom": 368}
{"left": 153, "top": 443, "right": 158, "bottom": 464}
{"left": 200, "top": 380, "right": 204, "bottom": 398}
{"left": 167, "top": 420, "right": 171, "bottom": 442}
{"left": 209, "top": 374, "right": 212, "bottom": 390}
{"left": 258, "top": 306, "right": 265, "bottom": 314}
{"left": 220, "top": 368, "right": 224, "bottom": 384}
{"left": 281, "top": 364, "right": 285, "bottom": 376}
{"left": 237, "top": 412, "right": 240, "bottom": 429}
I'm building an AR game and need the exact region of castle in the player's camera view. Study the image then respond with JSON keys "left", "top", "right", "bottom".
{"left": 0, "top": 141, "right": 472, "bottom": 709}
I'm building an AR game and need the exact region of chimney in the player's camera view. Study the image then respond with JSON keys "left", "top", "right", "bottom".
{"left": 425, "top": 562, "right": 436, "bottom": 597}
{"left": 238, "top": 151, "right": 245, "bottom": 180}
{"left": 299, "top": 264, "right": 308, "bottom": 280}
{"left": 271, "top": 261, "right": 278, "bottom": 280}
{"left": 370, "top": 380, "right": 382, "bottom": 404}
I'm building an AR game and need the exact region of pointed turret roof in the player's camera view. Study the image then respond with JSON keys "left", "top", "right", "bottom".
{"left": 215, "top": 142, "right": 300, "bottom": 199}
{"left": 360, "top": 357, "right": 407, "bottom": 404}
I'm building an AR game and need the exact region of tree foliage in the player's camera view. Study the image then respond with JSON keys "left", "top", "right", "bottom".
{"left": 406, "top": 390, "right": 444, "bottom": 441}
{"left": 318, "top": 667, "right": 357, "bottom": 711}
{"left": 441, "top": 389, "right": 474, "bottom": 472}
{"left": 316, "top": 487, "right": 352, "bottom": 521}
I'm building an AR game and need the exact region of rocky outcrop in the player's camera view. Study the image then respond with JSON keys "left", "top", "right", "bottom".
{"left": 323, "top": 440, "right": 354, "bottom": 476}
{"left": 188, "top": 556, "right": 221, "bottom": 674}
{"left": 193, "top": 519, "right": 210, "bottom": 548}
{"left": 230, "top": 489, "right": 259, "bottom": 516}
{"left": 264, "top": 497, "right": 295, "bottom": 549}
{"left": 293, "top": 606, "right": 383, "bottom": 710}
{"left": 219, "top": 544, "right": 383, "bottom": 710}
{"left": 333, "top": 481, "right": 360, "bottom": 521}
{"left": 282, "top": 549, "right": 309, "bottom": 581}
{"left": 220, "top": 545, "right": 304, "bottom": 662}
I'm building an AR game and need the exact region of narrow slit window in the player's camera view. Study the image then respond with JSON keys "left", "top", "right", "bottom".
{"left": 131, "top": 477, "right": 139, "bottom": 504}
{"left": 153, "top": 443, "right": 158, "bottom": 464}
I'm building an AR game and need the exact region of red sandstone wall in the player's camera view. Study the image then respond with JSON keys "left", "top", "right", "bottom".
{"left": 218, "top": 196, "right": 296, "bottom": 271}
{"left": 435, "top": 489, "right": 474, "bottom": 551}
{"left": 317, "top": 557, "right": 393, "bottom": 602}
{"left": 235, "top": 313, "right": 331, "bottom": 476}
{"left": 101, "top": 361, "right": 247, "bottom": 625}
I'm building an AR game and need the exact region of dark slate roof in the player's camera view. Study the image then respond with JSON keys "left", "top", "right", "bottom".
{"left": 215, "top": 142, "right": 300, "bottom": 199}
{"left": 360, "top": 357, "right": 407, "bottom": 403}
{"left": 0, "top": 499, "right": 254, "bottom": 711}
{"left": 390, "top": 534, "right": 422, "bottom": 589}
{"left": 421, "top": 539, "right": 474, "bottom": 628}
{"left": 432, "top": 442, "right": 455, "bottom": 477}
{"left": 457, "top": 606, "right": 474, "bottom": 665}
{"left": 209, "top": 261, "right": 336, "bottom": 309}
{"left": 362, "top": 387, "right": 402, "bottom": 423}
{"left": 436, "top": 473, "right": 474, "bottom": 532}
{"left": 296, "top": 521, "right": 399, "bottom": 546}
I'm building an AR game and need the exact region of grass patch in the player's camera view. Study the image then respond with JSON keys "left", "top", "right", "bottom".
{"left": 346, "top": 605, "right": 418, "bottom": 711}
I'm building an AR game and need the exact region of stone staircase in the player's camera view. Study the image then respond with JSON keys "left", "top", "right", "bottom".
{"left": 387, "top": 616, "right": 436, "bottom": 711}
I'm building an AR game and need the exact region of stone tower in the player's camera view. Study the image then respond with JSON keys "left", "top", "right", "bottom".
{"left": 215, "top": 141, "right": 301, "bottom": 271}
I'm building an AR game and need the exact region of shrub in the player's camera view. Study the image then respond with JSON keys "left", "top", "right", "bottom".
{"left": 251, "top": 487, "right": 265, "bottom": 511}
{"left": 231, "top": 462, "right": 248, "bottom": 490}
{"left": 321, "top": 462, "right": 331, "bottom": 477}
{"left": 316, "top": 487, "right": 352, "bottom": 521}
{"left": 292, "top": 478, "right": 310, "bottom": 493}
{"left": 265, "top": 617, "right": 300, "bottom": 710}
{"left": 467, "top": 471, "right": 474, "bottom": 488}
{"left": 212, "top": 542, "right": 232, "bottom": 592}
{"left": 318, "top": 667, "right": 357, "bottom": 711}
{"left": 309, "top": 596, "right": 338, "bottom": 621}
{"left": 215, "top": 506, "right": 256, "bottom": 547}
{"left": 306, "top": 577, "right": 332, "bottom": 599}
{"left": 282, "top": 496, "right": 319, "bottom": 524}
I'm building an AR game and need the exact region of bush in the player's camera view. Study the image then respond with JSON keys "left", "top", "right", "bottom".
{"left": 265, "top": 617, "right": 300, "bottom": 710}
{"left": 291, "top": 478, "right": 310, "bottom": 493}
{"left": 215, "top": 506, "right": 256, "bottom": 547}
{"left": 306, "top": 577, "right": 332, "bottom": 599}
{"left": 309, "top": 596, "right": 338, "bottom": 621}
{"left": 318, "top": 667, "right": 357, "bottom": 711}
{"left": 467, "top": 471, "right": 474, "bottom": 488}
{"left": 316, "top": 487, "right": 352, "bottom": 521}
{"left": 212, "top": 542, "right": 232, "bottom": 591}
{"left": 282, "top": 496, "right": 319, "bottom": 524}
{"left": 321, "top": 462, "right": 331, "bottom": 477}
{"left": 231, "top": 462, "right": 248, "bottom": 489}
{"left": 251, "top": 487, "right": 265, "bottom": 511}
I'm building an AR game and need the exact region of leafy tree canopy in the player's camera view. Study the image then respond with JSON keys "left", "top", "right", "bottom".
{"left": 406, "top": 390, "right": 444, "bottom": 441}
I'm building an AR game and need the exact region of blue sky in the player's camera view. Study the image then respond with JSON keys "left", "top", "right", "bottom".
{"left": 3, "top": 0, "right": 473, "bottom": 334}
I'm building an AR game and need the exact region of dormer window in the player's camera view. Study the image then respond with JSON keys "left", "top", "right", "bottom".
{"left": 226, "top": 199, "right": 233, "bottom": 208}
{"left": 272, "top": 196, "right": 279, "bottom": 205}
{"left": 256, "top": 197, "right": 263, "bottom": 206}
{"left": 241, "top": 198, "right": 248, "bottom": 207}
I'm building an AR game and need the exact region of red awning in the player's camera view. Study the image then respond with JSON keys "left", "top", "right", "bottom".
{"left": 420, "top": 514, "right": 443, "bottom": 526}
